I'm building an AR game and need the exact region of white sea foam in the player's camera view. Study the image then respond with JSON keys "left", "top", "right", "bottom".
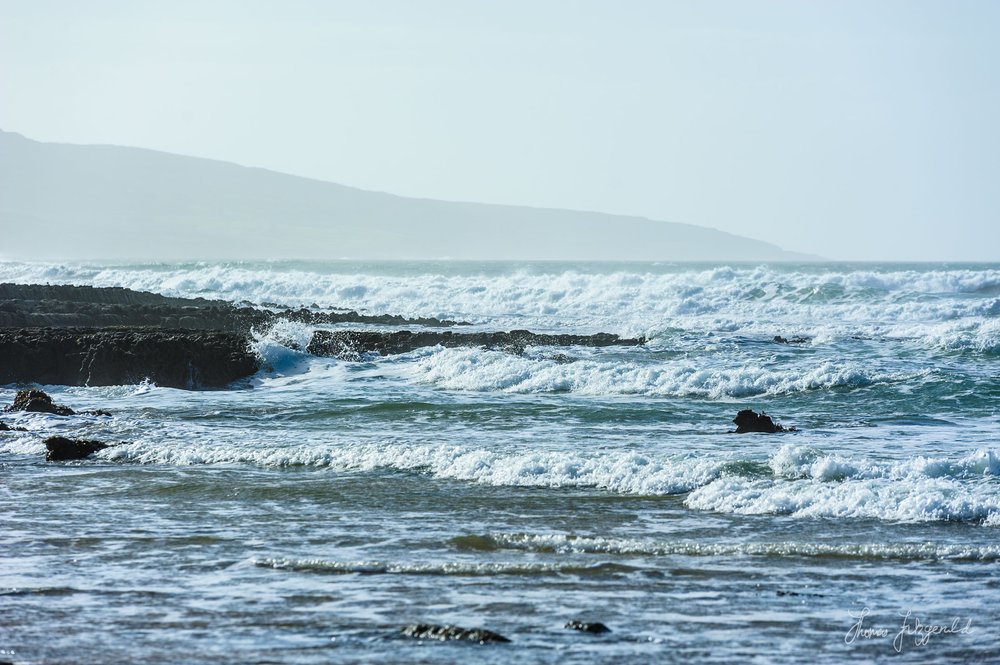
{"left": 93, "top": 437, "right": 1000, "bottom": 525}
{"left": 253, "top": 557, "right": 635, "bottom": 576}
{"left": 457, "top": 532, "right": 1000, "bottom": 560}
{"left": 405, "top": 347, "right": 914, "bottom": 398}
{"left": 1, "top": 262, "right": 997, "bottom": 345}
{"left": 685, "top": 475, "right": 1000, "bottom": 523}
{"left": 686, "top": 445, "right": 1000, "bottom": 522}
{"left": 102, "top": 440, "right": 726, "bottom": 495}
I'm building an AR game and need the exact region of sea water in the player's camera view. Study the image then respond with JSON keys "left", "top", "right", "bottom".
{"left": 1, "top": 260, "right": 998, "bottom": 663}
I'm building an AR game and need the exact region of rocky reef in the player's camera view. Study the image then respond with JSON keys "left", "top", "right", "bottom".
{"left": 400, "top": 624, "right": 510, "bottom": 644}
{"left": 308, "top": 329, "right": 646, "bottom": 358}
{"left": 0, "top": 283, "right": 642, "bottom": 389}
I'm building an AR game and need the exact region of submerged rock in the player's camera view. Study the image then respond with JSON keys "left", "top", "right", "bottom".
{"left": 308, "top": 329, "right": 646, "bottom": 358}
{"left": 0, "top": 421, "right": 28, "bottom": 432}
{"left": 565, "top": 620, "right": 611, "bottom": 634}
{"left": 773, "top": 335, "right": 809, "bottom": 345}
{"left": 732, "top": 409, "right": 795, "bottom": 433}
{"left": 43, "top": 436, "right": 109, "bottom": 461}
{"left": 6, "top": 389, "right": 76, "bottom": 415}
{"left": 400, "top": 624, "right": 511, "bottom": 644}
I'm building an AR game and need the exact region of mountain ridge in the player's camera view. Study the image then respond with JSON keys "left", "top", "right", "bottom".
{"left": 0, "top": 129, "right": 817, "bottom": 261}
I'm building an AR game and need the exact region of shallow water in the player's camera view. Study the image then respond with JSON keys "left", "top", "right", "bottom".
{"left": 2, "top": 260, "right": 998, "bottom": 663}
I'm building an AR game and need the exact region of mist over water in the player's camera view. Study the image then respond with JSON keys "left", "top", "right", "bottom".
{"left": 2, "top": 260, "right": 999, "bottom": 663}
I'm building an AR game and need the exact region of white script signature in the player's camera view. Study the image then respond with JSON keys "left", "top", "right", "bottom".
{"left": 845, "top": 607, "right": 972, "bottom": 652}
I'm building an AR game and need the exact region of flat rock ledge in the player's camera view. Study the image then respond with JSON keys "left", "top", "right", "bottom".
{"left": 308, "top": 330, "right": 646, "bottom": 358}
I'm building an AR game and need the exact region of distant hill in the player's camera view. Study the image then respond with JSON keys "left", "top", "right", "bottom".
{"left": 0, "top": 130, "right": 814, "bottom": 261}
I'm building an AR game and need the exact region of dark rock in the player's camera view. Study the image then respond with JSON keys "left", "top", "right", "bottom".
{"left": 86, "top": 409, "right": 113, "bottom": 417}
{"left": 0, "top": 328, "right": 259, "bottom": 389}
{"left": 773, "top": 335, "right": 809, "bottom": 345}
{"left": 547, "top": 353, "right": 576, "bottom": 364}
{"left": 43, "top": 436, "right": 109, "bottom": 461}
{"left": 776, "top": 589, "right": 824, "bottom": 598}
{"left": 565, "top": 620, "right": 611, "bottom": 634}
{"left": 732, "top": 409, "right": 795, "bottom": 433}
{"left": 269, "top": 307, "right": 469, "bottom": 329}
{"left": 307, "top": 330, "right": 646, "bottom": 358}
{"left": 400, "top": 624, "right": 510, "bottom": 644}
{"left": 5, "top": 389, "right": 76, "bottom": 415}
{"left": 0, "top": 421, "right": 28, "bottom": 432}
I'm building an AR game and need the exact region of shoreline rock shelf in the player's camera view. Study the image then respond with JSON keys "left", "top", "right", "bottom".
{"left": 307, "top": 329, "right": 647, "bottom": 358}
{"left": 0, "top": 283, "right": 645, "bottom": 389}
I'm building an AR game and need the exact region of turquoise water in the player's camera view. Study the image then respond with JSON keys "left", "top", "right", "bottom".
{"left": 2, "top": 261, "right": 999, "bottom": 663}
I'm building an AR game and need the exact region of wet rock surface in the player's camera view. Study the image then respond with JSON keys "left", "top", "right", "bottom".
{"left": 308, "top": 330, "right": 646, "bottom": 358}
{"left": 565, "top": 620, "right": 611, "bottom": 634}
{"left": 4, "top": 389, "right": 111, "bottom": 417}
{"left": 400, "top": 624, "right": 511, "bottom": 644}
{"left": 0, "top": 328, "right": 260, "bottom": 389}
{"left": 0, "top": 421, "right": 28, "bottom": 432}
{"left": 732, "top": 409, "right": 794, "bottom": 433}
{"left": 43, "top": 436, "right": 110, "bottom": 461}
{"left": 5, "top": 389, "right": 76, "bottom": 415}
{"left": 773, "top": 335, "right": 810, "bottom": 345}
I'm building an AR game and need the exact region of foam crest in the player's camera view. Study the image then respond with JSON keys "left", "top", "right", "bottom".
{"left": 686, "top": 476, "right": 1000, "bottom": 524}
{"left": 408, "top": 347, "right": 905, "bottom": 398}
{"left": 250, "top": 319, "right": 316, "bottom": 374}
{"left": 254, "top": 557, "right": 634, "bottom": 577}
{"left": 769, "top": 444, "right": 1000, "bottom": 482}
{"left": 101, "top": 440, "right": 725, "bottom": 495}
{"left": 452, "top": 532, "right": 1000, "bottom": 561}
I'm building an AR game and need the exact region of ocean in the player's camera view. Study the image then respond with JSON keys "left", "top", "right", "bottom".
{"left": 1, "top": 260, "right": 998, "bottom": 663}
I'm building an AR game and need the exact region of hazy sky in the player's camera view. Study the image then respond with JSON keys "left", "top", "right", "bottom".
{"left": 1, "top": 0, "right": 998, "bottom": 260}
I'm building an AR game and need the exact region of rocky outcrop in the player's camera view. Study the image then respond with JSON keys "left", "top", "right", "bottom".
{"left": 308, "top": 330, "right": 646, "bottom": 358}
{"left": 565, "top": 621, "right": 611, "bottom": 634}
{"left": 4, "top": 389, "right": 112, "bottom": 416}
{"left": 240, "top": 306, "right": 468, "bottom": 330}
{"left": 43, "top": 436, "right": 110, "bottom": 461}
{"left": 0, "top": 421, "right": 28, "bottom": 432}
{"left": 0, "top": 283, "right": 639, "bottom": 388}
{"left": 732, "top": 409, "right": 794, "bottom": 433}
{"left": 400, "top": 624, "right": 510, "bottom": 644}
{"left": 5, "top": 389, "right": 76, "bottom": 415}
{"left": 0, "top": 328, "right": 259, "bottom": 389}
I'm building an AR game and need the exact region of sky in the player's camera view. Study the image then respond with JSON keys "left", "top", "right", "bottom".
{"left": 1, "top": 0, "right": 998, "bottom": 260}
